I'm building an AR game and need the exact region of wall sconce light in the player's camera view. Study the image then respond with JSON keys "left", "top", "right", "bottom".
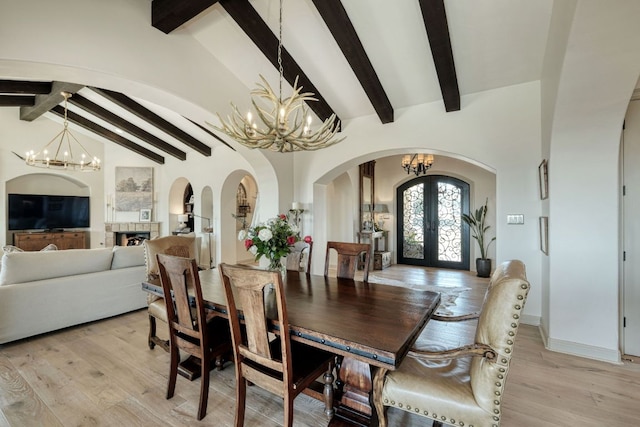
{"left": 288, "top": 202, "right": 305, "bottom": 233}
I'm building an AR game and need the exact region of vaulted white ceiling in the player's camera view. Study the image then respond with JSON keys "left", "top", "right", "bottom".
{"left": 186, "top": 0, "right": 554, "bottom": 122}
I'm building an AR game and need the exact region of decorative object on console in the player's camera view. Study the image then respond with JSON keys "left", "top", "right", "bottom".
{"left": 140, "top": 208, "right": 151, "bottom": 222}
{"left": 401, "top": 153, "right": 434, "bottom": 176}
{"left": 22, "top": 92, "right": 101, "bottom": 171}
{"left": 211, "top": 0, "right": 344, "bottom": 152}
{"left": 373, "top": 203, "right": 389, "bottom": 231}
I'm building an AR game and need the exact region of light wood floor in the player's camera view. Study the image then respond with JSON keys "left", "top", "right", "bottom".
{"left": 1, "top": 265, "right": 640, "bottom": 426}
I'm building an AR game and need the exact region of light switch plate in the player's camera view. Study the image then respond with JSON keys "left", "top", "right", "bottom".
{"left": 507, "top": 214, "right": 524, "bottom": 224}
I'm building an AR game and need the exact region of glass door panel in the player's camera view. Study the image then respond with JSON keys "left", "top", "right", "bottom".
{"left": 397, "top": 175, "right": 469, "bottom": 270}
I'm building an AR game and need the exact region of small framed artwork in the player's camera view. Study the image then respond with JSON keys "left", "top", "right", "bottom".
{"left": 140, "top": 208, "right": 151, "bottom": 222}
{"left": 538, "top": 159, "right": 548, "bottom": 200}
{"left": 539, "top": 216, "right": 549, "bottom": 255}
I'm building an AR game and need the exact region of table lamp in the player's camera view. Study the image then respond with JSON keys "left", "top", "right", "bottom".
{"left": 177, "top": 214, "right": 189, "bottom": 230}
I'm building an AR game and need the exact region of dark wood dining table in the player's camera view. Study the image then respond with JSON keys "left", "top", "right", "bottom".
{"left": 142, "top": 268, "right": 440, "bottom": 426}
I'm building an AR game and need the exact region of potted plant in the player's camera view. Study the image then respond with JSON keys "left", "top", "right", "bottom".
{"left": 462, "top": 198, "right": 496, "bottom": 277}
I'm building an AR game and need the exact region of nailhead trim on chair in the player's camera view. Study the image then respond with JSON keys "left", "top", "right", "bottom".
{"left": 380, "top": 281, "right": 530, "bottom": 427}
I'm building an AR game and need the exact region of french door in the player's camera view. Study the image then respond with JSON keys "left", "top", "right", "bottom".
{"left": 397, "top": 175, "right": 470, "bottom": 270}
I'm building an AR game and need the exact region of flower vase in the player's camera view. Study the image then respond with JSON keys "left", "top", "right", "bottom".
{"left": 268, "top": 257, "right": 287, "bottom": 281}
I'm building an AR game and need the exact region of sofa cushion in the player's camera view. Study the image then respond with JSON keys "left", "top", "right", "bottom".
{"left": 0, "top": 248, "right": 113, "bottom": 286}
{"left": 111, "top": 245, "right": 145, "bottom": 270}
{"left": 2, "top": 245, "right": 23, "bottom": 254}
{"left": 143, "top": 235, "right": 197, "bottom": 279}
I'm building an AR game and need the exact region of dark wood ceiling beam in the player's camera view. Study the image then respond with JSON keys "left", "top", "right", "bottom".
{"left": 19, "top": 81, "right": 85, "bottom": 121}
{"left": 152, "top": 0, "right": 219, "bottom": 34}
{"left": 0, "top": 80, "right": 52, "bottom": 94}
{"left": 69, "top": 94, "right": 187, "bottom": 160}
{"left": 0, "top": 95, "right": 35, "bottom": 107}
{"left": 92, "top": 88, "right": 211, "bottom": 157}
{"left": 419, "top": 0, "right": 460, "bottom": 112}
{"left": 50, "top": 105, "right": 165, "bottom": 164}
{"left": 219, "top": 0, "right": 341, "bottom": 127}
{"left": 187, "top": 118, "right": 235, "bottom": 151}
{"left": 311, "top": 0, "right": 393, "bottom": 124}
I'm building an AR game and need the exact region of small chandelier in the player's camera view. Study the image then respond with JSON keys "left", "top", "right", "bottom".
{"left": 402, "top": 154, "right": 434, "bottom": 176}
{"left": 212, "top": 0, "right": 344, "bottom": 152}
{"left": 25, "top": 92, "right": 101, "bottom": 171}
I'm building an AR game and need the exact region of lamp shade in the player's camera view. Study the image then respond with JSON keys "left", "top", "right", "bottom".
{"left": 373, "top": 204, "right": 389, "bottom": 213}
{"left": 177, "top": 214, "right": 189, "bottom": 223}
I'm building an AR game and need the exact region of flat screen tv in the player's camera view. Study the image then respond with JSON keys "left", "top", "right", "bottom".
{"left": 8, "top": 194, "right": 90, "bottom": 231}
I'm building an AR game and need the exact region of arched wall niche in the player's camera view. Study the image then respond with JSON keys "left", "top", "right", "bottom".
{"left": 219, "top": 170, "right": 258, "bottom": 265}
{"left": 5, "top": 172, "right": 93, "bottom": 246}
{"left": 168, "top": 177, "right": 190, "bottom": 232}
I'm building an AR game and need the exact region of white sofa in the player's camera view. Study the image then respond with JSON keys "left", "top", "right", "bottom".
{"left": 0, "top": 245, "right": 147, "bottom": 344}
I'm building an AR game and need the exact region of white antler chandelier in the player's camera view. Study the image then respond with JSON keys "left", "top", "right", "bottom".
{"left": 212, "top": 0, "right": 344, "bottom": 153}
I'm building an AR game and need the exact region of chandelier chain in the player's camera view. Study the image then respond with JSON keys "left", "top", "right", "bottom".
{"left": 212, "top": 0, "right": 344, "bottom": 152}
{"left": 278, "top": 0, "right": 283, "bottom": 103}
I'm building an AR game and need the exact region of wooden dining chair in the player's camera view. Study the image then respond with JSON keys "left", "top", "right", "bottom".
{"left": 324, "top": 241, "right": 371, "bottom": 282}
{"left": 373, "top": 260, "right": 531, "bottom": 427}
{"left": 218, "top": 263, "right": 335, "bottom": 427}
{"left": 144, "top": 235, "right": 199, "bottom": 352}
{"left": 157, "top": 253, "right": 231, "bottom": 420}
{"left": 285, "top": 240, "right": 313, "bottom": 273}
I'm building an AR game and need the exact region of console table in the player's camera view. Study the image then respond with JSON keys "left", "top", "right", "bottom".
{"left": 13, "top": 231, "right": 86, "bottom": 251}
{"left": 357, "top": 230, "right": 391, "bottom": 270}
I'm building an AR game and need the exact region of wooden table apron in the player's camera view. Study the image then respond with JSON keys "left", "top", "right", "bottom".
{"left": 142, "top": 269, "right": 440, "bottom": 426}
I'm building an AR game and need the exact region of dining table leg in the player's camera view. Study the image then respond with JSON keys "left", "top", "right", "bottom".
{"left": 330, "top": 356, "right": 379, "bottom": 426}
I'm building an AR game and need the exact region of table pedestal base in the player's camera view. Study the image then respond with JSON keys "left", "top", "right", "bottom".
{"left": 329, "top": 357, "right": 378, "bottom": 426}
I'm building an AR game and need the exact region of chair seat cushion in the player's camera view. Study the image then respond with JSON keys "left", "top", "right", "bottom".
{"left": 148, "top": 298, "right": 168, "bottom": 322}
{"left": 382, "top": 356, "right": 493, "bottom": 427}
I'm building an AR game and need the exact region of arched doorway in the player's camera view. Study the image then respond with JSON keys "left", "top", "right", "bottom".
{"left": 396, "top": 175, "right": 470, "bottom": 270}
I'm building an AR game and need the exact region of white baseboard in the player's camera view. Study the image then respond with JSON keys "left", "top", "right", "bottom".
{"left": 537, "top": 328, "right": 621, "bottom": 364}
{"left": 520, "top": 314, "right": 540, "bottom": 326}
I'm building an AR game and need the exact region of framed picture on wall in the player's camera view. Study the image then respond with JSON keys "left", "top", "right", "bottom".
{"left": 140, "top": 208, "right": 151, "bottom": 222}
{"left": 539, "top": 216, "right": 549, "bottom": 255}
{"left": 538, "top": 159, "right": 548, "bottom": 200}
{"left": 115, "top": 166, "right": 153, "bottom": 212}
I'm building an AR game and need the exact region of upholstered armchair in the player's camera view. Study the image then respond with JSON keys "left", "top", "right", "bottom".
{"left": 143, "top": 235, "right": 199, "bottom": 351}
{"left": 373, "top": 260, "right": 530, "bottom": 427}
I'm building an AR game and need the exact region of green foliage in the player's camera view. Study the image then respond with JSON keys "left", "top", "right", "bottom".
{"left": 461, "top": 198, "right": 496, "bottom": 259}
{"left": 238, "top": 214, "right": 312, "bottom": 270}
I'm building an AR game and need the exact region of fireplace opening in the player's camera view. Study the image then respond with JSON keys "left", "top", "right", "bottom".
{"left": 115, "top": 232, "right": 150, "bottom": 246}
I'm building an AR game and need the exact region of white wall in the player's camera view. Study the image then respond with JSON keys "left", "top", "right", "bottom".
{"left": 302, "top": 82, "right": 543, "bottom": 323}
{"left": 545, "top": 0, "right": 640, "bottom": 362}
